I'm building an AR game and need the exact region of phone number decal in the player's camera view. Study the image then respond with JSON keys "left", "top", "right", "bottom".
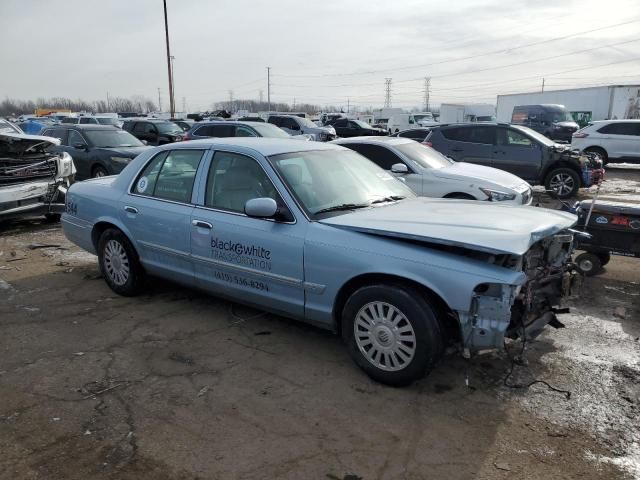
{"left": 214, "top": 271, "right": 269, "bottom": 291}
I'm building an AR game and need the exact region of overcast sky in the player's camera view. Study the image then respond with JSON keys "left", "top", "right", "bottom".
{"left": 1, "top": 0, "right": 639, "bottom": 111}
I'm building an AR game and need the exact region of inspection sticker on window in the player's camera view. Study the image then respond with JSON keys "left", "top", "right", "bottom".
{"left": 137, "top": 176, "right": 149, "bottom": 193}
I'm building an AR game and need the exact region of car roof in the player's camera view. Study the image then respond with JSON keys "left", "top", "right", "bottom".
{"left": 158, "top": 137, "right": 343, "bottom": 156}
{"left": 333, "top": 136, "right": 413, "bottom": 146}
{"left": 193, "top": 121, "right": 267, "bottom": 127}
{"left": 53, "top": 124, "right": 119, "bottom": 130}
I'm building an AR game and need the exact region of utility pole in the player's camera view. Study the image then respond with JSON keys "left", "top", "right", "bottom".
{"left": 259, "top": 90, "right": 264, "bottom": 104}
{"left": 106, "top": 92, "right": 110, "bottom": 111}
{"left": 267, "top": 67, "right": 271, "bottom": 112}
{"left": 228, "top": 90, "right": 234, "bottom": 112}
{"left": 157, "top": 88, "right": 162, "bottom": 112}
{"left": 347, "top": 98, "right": 350, "bottom": 114}
{"left": 163, "top": 0, "right": 175, "bottom": 117}
{"left": 423, "top": 77, "right": 431, "bottom": 111}
{"left": 384, "top": 78, "right": 392, "bottom": 108}
{"left": 541, "top": 78, "right": 545, "bottom": 93}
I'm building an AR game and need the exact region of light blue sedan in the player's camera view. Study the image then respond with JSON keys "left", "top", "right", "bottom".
{"left": 62, "top": 138, "right": 578, "bottom": 385}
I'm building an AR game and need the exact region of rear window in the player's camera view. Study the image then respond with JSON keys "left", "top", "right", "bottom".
{"left": 597, "top": 122, "right": 640, "bottom": 136}
{"left": 441, "top": 126, "right": 494, "bottom": 144}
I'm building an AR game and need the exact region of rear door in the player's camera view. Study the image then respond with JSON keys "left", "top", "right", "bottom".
{"left": 190, "top": 150, "right": 305, "bottom": 317}
{"left": 120, "top": 148, "right": 207, "bottom": 286}
{"left": 439, "top": 126, "right": 496, "bottom": 166}
{"left": 494, "top": 127, "right": 542, "bottom": 180}
{"left": 596, "top": 122, "right": 640, "bottom": 160}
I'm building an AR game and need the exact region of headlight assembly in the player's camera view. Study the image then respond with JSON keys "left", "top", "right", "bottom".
{"left": 479, "top": 187, "right": 516, "bottom": 202}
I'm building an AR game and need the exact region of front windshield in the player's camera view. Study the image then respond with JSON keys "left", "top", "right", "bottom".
{"left": 297, "top": 117, "right": 318, "bottom": 129}
{"left": 352, "top": 120, "right": 371, "bottom": 129}
{"left": 85, "top": 129, "right": 144, "bottom": 148}
{"left": 155, "top": 122, "right": 183, "bottom": 134}
{"left": 270, "top": 149, "right": 414, "bottom": 216}
{"left": 252, "top": 123, "right": 291, "bottom": 138}
{"left": 394, "top": 141, "right": 453, "bottom": 169}
{"left": 512, "top": 125, "right": 555, "bottom": 146}
{"left": 549, "top": 110, "right": 574, "bottom": 123}
{"left": 96, "top": 117, "right": 119, "bottom": 126}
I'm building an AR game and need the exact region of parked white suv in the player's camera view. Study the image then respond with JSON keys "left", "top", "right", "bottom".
{"left": 572, "top": 120, "right": 640, "bottom": 164}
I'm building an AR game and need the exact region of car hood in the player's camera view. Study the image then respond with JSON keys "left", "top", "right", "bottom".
{"left": 319, "top": 197, "right": 577, "bottom": 255}
{"left": 433, "top": 162, "right": 528, "bottom": 190}
{"left": 96, "top": 146, "right": 151, "bottom": 157}
{"left": 0, "top": 132, "right": 61, "bottom": 151}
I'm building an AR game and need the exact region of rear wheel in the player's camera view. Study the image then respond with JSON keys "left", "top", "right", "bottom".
{"left": 544, "top": 167, "right": 580, "bottom": 199}
{"left": 575, "top": 252, "right": 602, "bottom": 276}
{"left": 342, "top": 284, "right": 443, "bottom": 386}
{"left": 98, "top": 228, "right": 144, "bottom": 296}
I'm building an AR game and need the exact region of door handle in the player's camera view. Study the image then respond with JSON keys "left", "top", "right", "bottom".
{"left": 451, "top": 148, "right": 463, "bottom": 152}
{"left": 192, "top": 219, "right": 213, "bottom": 229}
{"left": 124, "top": 206, "right": 138, "bottom": 214}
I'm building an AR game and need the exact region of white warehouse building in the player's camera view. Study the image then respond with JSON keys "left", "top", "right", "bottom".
{"left": 496, "top": 84, "right": 640, "bottom": 126}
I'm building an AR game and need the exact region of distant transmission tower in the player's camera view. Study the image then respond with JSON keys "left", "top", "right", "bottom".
{"left": 228, "top": 90, "right": 234, "bottom": 112}
{"left": 384, "top": 78, "right": 392, "bottom": 107}
{"left": 423, "top": 77, "right": 431, "bottom": 111}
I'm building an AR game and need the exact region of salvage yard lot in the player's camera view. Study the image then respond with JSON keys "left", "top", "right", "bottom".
{"left": 1, "top": 168, "right": 639, "bottom": 480}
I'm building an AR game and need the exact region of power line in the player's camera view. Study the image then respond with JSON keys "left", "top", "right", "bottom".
{"left": 273, "top": 18, "right": 640, "bottom": 79}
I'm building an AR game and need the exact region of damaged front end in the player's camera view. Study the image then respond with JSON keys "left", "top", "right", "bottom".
{"left": 460, "top": 229, "right": 580, "bottom": 355}
{"left": 0, "top": 133, "right": 75, "bottom": 220}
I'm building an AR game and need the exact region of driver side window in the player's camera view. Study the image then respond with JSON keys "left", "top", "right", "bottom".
{"left": 205, "top": 152, "right": 277, "bottom": 213}
{"left": 500, "top": 129, "right": 533, "bottom": 146}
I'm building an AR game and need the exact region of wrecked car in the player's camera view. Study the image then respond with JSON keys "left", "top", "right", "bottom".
{"left": 61, "top": 138, "right": 579, "bottom": 386}
{"left": 1, "top": 127, "right": 75, "bottom": 221}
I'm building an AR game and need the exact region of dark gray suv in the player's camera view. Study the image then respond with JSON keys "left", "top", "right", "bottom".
{"left": 426, "top": 123, "right": 603, "bottom": 198}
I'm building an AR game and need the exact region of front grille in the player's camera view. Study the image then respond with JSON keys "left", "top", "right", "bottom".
{"left": 0, "top": 156, "right": 58, "bottom": 186}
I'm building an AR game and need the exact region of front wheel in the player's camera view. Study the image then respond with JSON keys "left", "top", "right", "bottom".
{"left": 342, "top": 284, "right": 443, "bottom": 386}
{"left": 92, "top": 165, "right": 109, "bottom": 178}
{"left": 98, "top": 228, "right": 144, "bottom": 296}
{"left": 544, "top": 167, "right": 580, "bottom": 199}
{"left": 575, "top": 252, "right": 602, "bottom": 276}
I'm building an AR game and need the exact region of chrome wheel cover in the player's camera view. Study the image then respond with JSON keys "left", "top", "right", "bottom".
{"left": 549, "top": 173, "right": 575, "bottom": 196}
{"left": 579, "top": 258, "right": 593, "bottom": 272}
{"left": 354, "top": 301, "right": 416, "bottom": 372}
{"left": 103, "top": 239, "right": 130, "bottom": 286}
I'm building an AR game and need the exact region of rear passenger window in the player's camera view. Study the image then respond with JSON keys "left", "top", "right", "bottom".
{"left": 442, "top": 126, "right": 494, "bottom": 144}
{"left": 597, "top": 122, "right": 639, "bottom": 136}
{"left": 133, "top": 150, "right": 204, "bottom": 203}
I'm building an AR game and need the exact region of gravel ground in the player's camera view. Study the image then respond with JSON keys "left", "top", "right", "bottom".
{"left": 1, "top": 168, "right": 638, "bottom": 480}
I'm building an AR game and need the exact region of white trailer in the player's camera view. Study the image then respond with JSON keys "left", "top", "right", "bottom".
{"left": 438, "top": 104, "right": 495, "bottom": 123}
{"left": 496, "top": 85, "right": 640, "bottom": 126}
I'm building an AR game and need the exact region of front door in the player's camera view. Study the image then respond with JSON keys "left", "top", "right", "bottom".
{"left": 119, "top": 148, "right": 207, "bottom": 286}
{"left": 190, "top": 150, "right": 305, "bottom": 318}
{"left": 66, "top": 130, "right": 92, "bottom": 179}
{"left": 494, "top": 127, "right": 542, "bottom": 181}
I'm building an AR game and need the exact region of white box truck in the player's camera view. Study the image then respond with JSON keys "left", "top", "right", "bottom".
{"left": 438, "top": 104, "right": 495, "bottom": 123}
{"left": 496, "top": 85, "right": 640, "bottom": 127}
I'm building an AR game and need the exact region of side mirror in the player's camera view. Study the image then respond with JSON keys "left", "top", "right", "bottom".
{"left": 142, "top": 140, "right": 148, "bottom": 145}
{"left": 391, "top": 163, "right": 409, "bottom": 174}
{"left": 74, "top": 143, "right": 87, "bottom": 150}
{"left": 245, "top": 197, "right": 278, "bottom": 218}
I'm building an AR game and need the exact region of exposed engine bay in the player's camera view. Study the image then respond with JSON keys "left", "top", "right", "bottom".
{"left": 462, "top": 229, "right": 580, "bottom": 353}
{"left": 0, "top": 132, "right": 75, "bottom": 219}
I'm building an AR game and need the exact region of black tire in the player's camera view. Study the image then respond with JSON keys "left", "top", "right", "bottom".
{"left": 575, "top": 252, "right": 602, "bottom": 276}
{"left": 342, "top": 284, "right": 444, "bottom": 386}
{"left": 97, "top": 228, "right": 144, "bottom": 296}
{"left": 596, "top": 251, "right": 611, "bottom": 266}
{"left": 92, "top": 165, "right": 109, "bottom": 178}
{"left": 585, "top": 147, "right": 608, "bottom": 165}
{"left": 544, "top": 167, "right": 580, "bottom": 199}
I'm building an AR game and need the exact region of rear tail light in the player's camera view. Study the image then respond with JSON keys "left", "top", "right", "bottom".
{"left": 422, "top": 141, "right": 433, "bottom": 147}
{"left": 573, "top": 132, "right": 589, "bottom": 138}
